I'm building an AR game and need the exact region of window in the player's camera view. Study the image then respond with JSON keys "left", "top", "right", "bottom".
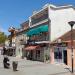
{"left": 36, "top": 50, "right": 40, "bottom": 58}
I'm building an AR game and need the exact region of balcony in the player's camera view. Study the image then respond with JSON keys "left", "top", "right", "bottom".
{"left": 31, "top": 14, "right": 48, "bottom": 25}
{"left": 26, "top": 32, "right": 49, "bottom": 46}
{"left": 30, "top": 32, "right": 49, "bottom": 41}
{"left": 26, "top": 25, "right": 48, "bottom": 36}
{"left": 20, "top": 40, "right": 27, "bottom": 45}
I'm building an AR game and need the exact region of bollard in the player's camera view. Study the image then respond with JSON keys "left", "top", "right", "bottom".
{"left": 12, "top": 61, "right": 18, "bottom": 71}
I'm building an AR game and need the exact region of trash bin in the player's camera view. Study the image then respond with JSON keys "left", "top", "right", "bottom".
{"left": 12, "top": 61, "right": 18, "bottom": 71}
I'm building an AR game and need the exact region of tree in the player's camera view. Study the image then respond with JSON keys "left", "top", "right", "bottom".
{"left": 0, "top": 32, "right": 7, "bottom": 44}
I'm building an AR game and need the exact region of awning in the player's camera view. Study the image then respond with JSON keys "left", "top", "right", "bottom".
{"left": 25, "top": 45, "right": 39, "bottom": 50}
{"left": 26, "top": 25, "right": 48, "bottom": 36}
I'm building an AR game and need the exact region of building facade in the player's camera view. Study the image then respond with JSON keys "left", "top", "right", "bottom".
{"left": 8, "top": 27, "right": 16, "bottom": 56}
{"left": 25, "top": 4, "right": 75, "bottom": 62}
{"left": 50, "top": 29, "right": 75, "bottom": 67}
{"left": 15, "top": 20, "right": 29, "bottom": 58}
{"left": 8, "top": 4, "right": 75, "bottom": 65}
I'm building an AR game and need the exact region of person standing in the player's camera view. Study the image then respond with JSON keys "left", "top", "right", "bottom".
{"left": 3, "top": 47, "right": 7, "bottom": 55}
{"left": 3, "top": 55, "right": 10, "bottom": 69}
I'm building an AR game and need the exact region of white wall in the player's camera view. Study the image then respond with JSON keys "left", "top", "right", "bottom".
{"left": 12, "top": 37, "right": 16, "bottom": 47}
{"left": 15, "top": 34, "right": 27, "bottom": 57}
{"left": 5, "top": 40, "right": 9, "bottom": 47}
{"left": 49, "top": 8, "right": 75, "bottom": 41}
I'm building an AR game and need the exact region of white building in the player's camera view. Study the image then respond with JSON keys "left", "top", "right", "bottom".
{"left": 29, "top": 4, "right": 75, "bottom": 42}
{"left": 12, "top": 4, "right": 75, "bottom": 62}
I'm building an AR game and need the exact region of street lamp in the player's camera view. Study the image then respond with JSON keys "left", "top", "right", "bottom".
{"left": 68, "top": 21, "right": 75, "bottom": 73}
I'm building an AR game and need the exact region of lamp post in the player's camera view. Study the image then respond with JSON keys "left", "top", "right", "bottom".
{"left": 68, "top": 21, "right": 75, "bottom": 73}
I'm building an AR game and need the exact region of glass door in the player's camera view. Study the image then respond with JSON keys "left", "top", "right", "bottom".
{"left": 54, "top": 47, "right": 63, "bottom": 63}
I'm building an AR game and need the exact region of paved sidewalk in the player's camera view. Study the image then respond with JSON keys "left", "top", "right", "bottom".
{"left": 0, "top": 55, "right": 74, "bottom": 75}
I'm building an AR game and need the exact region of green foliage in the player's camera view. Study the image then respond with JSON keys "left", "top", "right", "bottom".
{"left": 45, "top": 54, "right": 49, "bottom": 60}
{"left": 0, "top": 32, "right": 7, "bottom": 44}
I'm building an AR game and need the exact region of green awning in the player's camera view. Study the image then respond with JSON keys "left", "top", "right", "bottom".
{"left": 26, "top": 25, "right": 48, "bottom": 36}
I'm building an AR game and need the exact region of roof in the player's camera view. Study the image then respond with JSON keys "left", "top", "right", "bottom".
{"left": 54, "top": 29, "right": 75, "bottom": 42}
{"left": 31, "top": 4, "right": 75, "bottom": 17}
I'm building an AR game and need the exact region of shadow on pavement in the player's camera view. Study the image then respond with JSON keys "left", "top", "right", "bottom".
{"left": 48, "top": 71, "right": 71, "bottom": 75}
{"left": 49, "top": 68, "right": 75, "bottom": 75}
{"left": 65, "top": 68, "right": 72, "bottom": 72}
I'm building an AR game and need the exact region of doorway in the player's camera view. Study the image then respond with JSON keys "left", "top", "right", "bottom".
{"left": 54, "top": 47, "right": 67, "bottom": 64}
{"left": 54, "top": 47, "right": 62, "bottom": 63}
{"left": 63, "top": 50, "right": 67, "bottom": 65}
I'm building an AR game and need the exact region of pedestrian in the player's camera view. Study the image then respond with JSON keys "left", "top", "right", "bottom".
{"left": 3, "top": 55, "right": 10, "bottom": 69}
{"left": 3, "top": 47, "right": 7, "bottom": 55}
{"left": 27, "top": 52, "right": 30, "bottom": 60}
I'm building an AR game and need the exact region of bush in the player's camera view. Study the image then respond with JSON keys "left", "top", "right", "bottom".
{"left": 45, "top": 55, "right": 49, "bottom": 60}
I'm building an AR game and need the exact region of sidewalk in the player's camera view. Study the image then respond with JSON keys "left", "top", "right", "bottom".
{"left": 0, "top": 55, "right": 74, "bottom": 75}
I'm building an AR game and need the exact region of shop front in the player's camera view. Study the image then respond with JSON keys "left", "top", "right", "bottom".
{"left": 54, "top": 47, "right": 67, "bottom": 64}
{"left": 24, "top": 45, "right": 49, "bottom": 62}
{"left": 25, "top": 45, "right": 40, "bottom": 60}
{"left": 50, "top": 43, "right": 67, "bottom": 65}
{"left": 23, "top": 24, "right": 49, "bottom": 62}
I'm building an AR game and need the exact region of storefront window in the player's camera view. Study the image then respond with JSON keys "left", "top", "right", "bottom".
{"left": 36, "top": 50, "right": 40, "bottom": 58}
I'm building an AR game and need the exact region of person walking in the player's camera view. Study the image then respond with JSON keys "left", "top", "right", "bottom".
{"left": 3, "top": 55, "right": 10, "bottom": 69}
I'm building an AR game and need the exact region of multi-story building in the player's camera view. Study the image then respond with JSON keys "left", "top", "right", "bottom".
{"left": 24, "top": 4, "right": 75, "bottom": 62}
{"left": 8, "top": 27, "right": 16, "bottom": 56}
{"left": 15, "top": 20, "right": 29, "bottom": 58}
{"left": 8, "top": 4, "right": 75, "bottom": 66}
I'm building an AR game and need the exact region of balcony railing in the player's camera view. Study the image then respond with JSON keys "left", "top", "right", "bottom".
{"left": 31, "top": 14, "right": 48, "bottom": 25}
{"left": 33, "top": 32, "right": 49, "bottom": 41}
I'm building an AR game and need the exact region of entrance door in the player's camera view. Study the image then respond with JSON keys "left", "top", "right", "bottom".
{"left": 54, "top": 47, "right": 62, "bottom": 63}
{"left": 63, "top": 50, "right": 67, "bottom": 65}
{"left": 54, "top": 47, "right": 67, "bottom": 64}
{"left": 36, "top": 50, "right": 40, "bottom": 60}
{"left": 30, "top": 50, "right": 33, "bottom": 60}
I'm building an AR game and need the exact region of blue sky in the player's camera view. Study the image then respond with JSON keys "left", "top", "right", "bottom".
{"left": 0, "top": 0, "right": 75, "bottom": 35}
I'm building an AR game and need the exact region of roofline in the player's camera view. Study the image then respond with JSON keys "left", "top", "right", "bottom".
{"left": 30, "top": 4, "right": 75, "bottom": 17}
{"left": 31, "top": 6, "right": 48, "bottom": 17}
{"left": 19, "top": 4, "right": 75, "bottom": 29}
{"left": 50, "top": 5, "right": 74, "bottom": 10}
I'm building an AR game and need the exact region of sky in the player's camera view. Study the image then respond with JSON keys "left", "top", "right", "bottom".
{"left": 0, "top": 0, "right": 75, "bottom": 35}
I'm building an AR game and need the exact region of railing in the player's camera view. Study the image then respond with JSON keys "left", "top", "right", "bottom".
{"left": 28, "top": 32, "right": 49, "bottom": 42}
{"left": 31, "top": 14, "right": 48, "bottom": 25}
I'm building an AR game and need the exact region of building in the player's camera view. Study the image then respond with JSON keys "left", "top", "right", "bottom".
{"left": 8, "top": 27, "right": 16, "bottom": 56}
{"left": 15, "top": 20, "right": 29, "bottom": 58}
{"left": 8, "top": 4, "right": 75, "bottom": 64}
{"left": 50, "top": 29, "right": 75, "bottom": 67}
{"left": 24, "top": 4, "right": 75, "bottom": 62}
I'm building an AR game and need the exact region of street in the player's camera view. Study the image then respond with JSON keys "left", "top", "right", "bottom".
{"left": 0, "top": 54, "right": 74, "bottom": 75}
